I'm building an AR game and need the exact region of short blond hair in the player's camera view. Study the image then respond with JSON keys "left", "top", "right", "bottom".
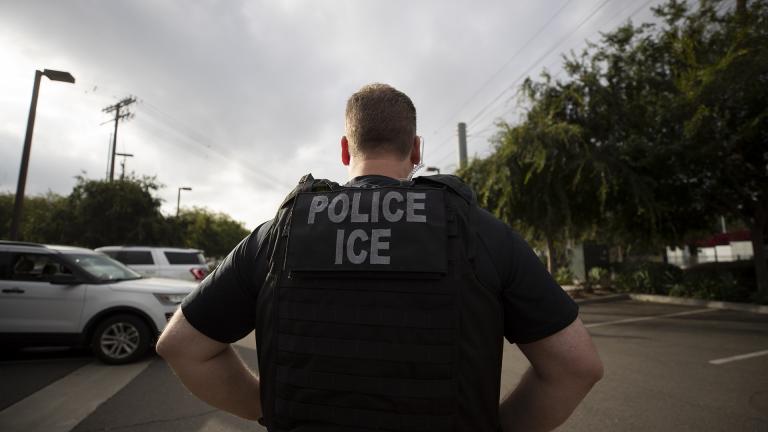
{"left": 345, "top": 83, "right": 416, "bottom": 159}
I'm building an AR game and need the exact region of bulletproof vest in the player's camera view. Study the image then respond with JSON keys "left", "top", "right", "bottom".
{"left": 256, "top": 174, "right": 505, "bottom": 432}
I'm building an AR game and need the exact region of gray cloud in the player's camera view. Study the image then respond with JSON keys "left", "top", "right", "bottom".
{"left": 0, "top": 0, "right": 665, "bottom": 228}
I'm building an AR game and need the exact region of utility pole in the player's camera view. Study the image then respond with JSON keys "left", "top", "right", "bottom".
{"left": 115, "top": 152, "right": 133, "bottom": 180}
{"left": 102, "top": 96, "right": 136, "bottom": 182}
{"left": 457, "top": 122, "right": 468, "bottom": 169}
{"left": 105, "top": 133, "right": 112, "bottom": 179}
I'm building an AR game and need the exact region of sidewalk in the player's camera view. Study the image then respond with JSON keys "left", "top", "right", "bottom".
{"left": 565, "top": 286, "right": 768, "bottom": 314}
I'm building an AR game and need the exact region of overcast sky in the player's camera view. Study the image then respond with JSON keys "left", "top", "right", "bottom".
{"left": 0, "top": 0, "right": 667, "bottom": 230}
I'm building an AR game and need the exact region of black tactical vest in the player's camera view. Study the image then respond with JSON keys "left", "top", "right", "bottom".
{"left": 255, "top": 174, "right": 505, "bottom": 432}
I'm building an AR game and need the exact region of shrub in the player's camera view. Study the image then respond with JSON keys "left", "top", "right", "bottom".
{"left": 678, "top": 262, "right": 756, "bottom": 303}
{"left": 611, "top": 262, "right": 683, "bottom": 295}
{"left": 555, "top": 267, "right": 575, "bottom": 286}
{"left": 587, "top": 267, "right": 611, "bottom": 288}
{"left": 620, "top": 260, "right": 758, "bottom": 303}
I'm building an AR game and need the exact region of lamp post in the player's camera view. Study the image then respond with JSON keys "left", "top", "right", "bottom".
{"left": 426, "top": 166, "right": 441, "bottom": 175}
{"left": 9, "top": 69, "right": 75, "bottom": 240}
{"left": 177, "top": 187, "right": 192, "bottom": 217}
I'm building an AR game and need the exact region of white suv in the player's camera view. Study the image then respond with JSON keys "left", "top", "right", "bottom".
{"left": 0, "top": 241, "right": 196, "bottom": 364}
{"left": 96, "top": 246, "right": 209, "bottom": 282}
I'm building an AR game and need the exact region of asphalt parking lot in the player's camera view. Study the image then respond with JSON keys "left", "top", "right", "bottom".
{"left": 2, "top": 299, "right": 767, "bottom": 432}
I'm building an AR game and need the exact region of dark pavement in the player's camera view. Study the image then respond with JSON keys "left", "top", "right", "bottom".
{"left": 71, "top": 347, "right": 264, "bottom": 432}
{"left": 2, "top": 300, "right": 767, "bottom": 431}
{"left": 0, "top": 347, "right": 91, "bottom": 411}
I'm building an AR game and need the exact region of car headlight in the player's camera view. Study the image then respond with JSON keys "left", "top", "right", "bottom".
{"left": 154, "top": 293, "right": 188, "bottom": 305}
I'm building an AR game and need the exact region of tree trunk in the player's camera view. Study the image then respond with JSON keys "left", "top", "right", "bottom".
{"left": 546, "top": 236, "right": 558, "bottom": 276}
{"left": 750, "top": 207, "right": 768, "bottom": 301}
{"left": 737, "top": 0, "right": 747, "bottom": 19}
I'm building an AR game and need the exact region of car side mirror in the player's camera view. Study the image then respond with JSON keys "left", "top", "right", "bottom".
{"left": 49, "top": 274, "right": 81, "bottom": 285}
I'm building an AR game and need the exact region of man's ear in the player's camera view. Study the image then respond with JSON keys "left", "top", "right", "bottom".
{"left": 341, "top": 136, "right": 351, "bottom": 166}
{"left": 410, "top": 136, "right": 421, "bottom": 165}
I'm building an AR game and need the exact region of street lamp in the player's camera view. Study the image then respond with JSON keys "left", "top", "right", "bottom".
{"left": 115, "top": 152, "right": 134, "bottom": 180}
{"left": 9, "top": 69, "right": 75, "bottom": 240}
{"left": 177, "top": 187, "right": 192, "bottom": 217}
{"left": 426, "top": 166, "right": 441, "bottom": 175}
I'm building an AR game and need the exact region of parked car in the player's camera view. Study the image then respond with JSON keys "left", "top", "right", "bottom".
{"left": 95, "top": 246, "right": 209, "bottom": 282}
{"left": 0, "top": 241, "right": 196, "bottom": 364}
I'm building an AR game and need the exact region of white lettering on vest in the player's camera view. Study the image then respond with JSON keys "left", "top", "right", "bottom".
{"left": 370, "top": 191, "right": 380, "bottom": 223}
{"left": 406, "top": 192, "right": 427, "bottom": 223}
{"left": 308, "top": 195, "right": 329, "bottom": 224}
{"left": 328, "top": 193, "right": 350, "bottom": 223}
{"left": 382, "top": 191, "right": 404, "bottom": 222}
{"left": 334, "top": 228, "right": 392, "bottom": 265}
{"left": 370, "top": 229, "right": 391, "bottom": 264}
{"left": 350, "top": 192, "right": 369, "bottom": 223}
{"left": 346, "top": 229, "right": 368, "bottom": 264}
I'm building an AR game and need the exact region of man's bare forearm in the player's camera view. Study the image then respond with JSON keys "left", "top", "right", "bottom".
{"left": 164, "top": 345, "right": 262, "bottom": 421}
{"left": 499, "top": 367, "right": 598, "bottom": 432}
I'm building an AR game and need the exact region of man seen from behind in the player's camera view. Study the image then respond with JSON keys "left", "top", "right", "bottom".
{"left": 158, "top": 83, "right": 604, "bottom": 432}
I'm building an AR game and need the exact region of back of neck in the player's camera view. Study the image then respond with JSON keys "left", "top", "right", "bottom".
{"left": 348, "top": 158, "right": 411, "bottom": 180}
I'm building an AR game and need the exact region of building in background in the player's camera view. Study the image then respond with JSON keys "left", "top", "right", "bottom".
{"left": 667, "top": 230, "right": 753, "bottom": 268}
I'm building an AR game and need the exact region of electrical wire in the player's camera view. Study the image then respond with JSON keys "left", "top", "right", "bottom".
{"left": 428, "top": 0, "right": 614, "bottom": 166}
{"left": 135, "top": 101, "right": 290, "bottom": 190}
{"left": 465, "top": 0, "right": 614, "bottom": 129}
{"left": 429, "top": 0, "right": 578, "bottom": 137}
{"left": 430, "top": 0, "right": 667, "bottom": 171}
{"left": 470, "top": 0, "right": 660, "bottom": 133}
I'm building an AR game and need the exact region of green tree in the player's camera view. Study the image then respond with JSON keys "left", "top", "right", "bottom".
{"left": 171, "top": 207, "right": 249, "bottom": 258}
{"left": 58, "top": 175, "right": 172, "bottom": 248}
{"left": 462, "top": 0, "right": 768, "bottom": 297}
{"left": 0, "top": 192, "right": 68, "bottom": 243}
{"left": 461, "top": 76, "right": 603, "bottom": 274}
{"left": 2, "top": 176, "right": 249, "bottom": 258}
{"left": 671, "top": 0, "right": 768, "bottom": 297}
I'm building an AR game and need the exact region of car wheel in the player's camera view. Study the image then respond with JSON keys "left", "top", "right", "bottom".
{"left": 91, "top": 314, "right": 151, "bottom": 364}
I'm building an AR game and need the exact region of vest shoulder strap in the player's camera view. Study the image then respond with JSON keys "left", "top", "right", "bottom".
{"left": 278, "top": 173, "right": 475, "bottom": 209}
{"left": 414, "top": 174, "right": 476, "bottom": 205}
{"left": 278, "top": 174, "right": 341, "bottom": 209}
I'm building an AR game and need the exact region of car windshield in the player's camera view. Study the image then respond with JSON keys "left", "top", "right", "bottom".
{"left": 64, "top": 253, "right": 142, "bottom": 282}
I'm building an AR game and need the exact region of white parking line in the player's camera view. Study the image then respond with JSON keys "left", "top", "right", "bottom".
{"left": 234, "top": 330, "right": 256, "bottom": 350}
{"left": 585, "top": 308, "right": 715, "bottom": 329}
{"left": 709, "top": 349, "right": 768, "bottom": 365}
{"left": 0, "top": 359, "right": 150, "bottom": 432}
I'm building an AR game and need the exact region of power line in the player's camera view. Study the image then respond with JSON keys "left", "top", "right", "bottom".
{"left": 470, "top": 0, "right": 660, "bottom": 132}
{"left": 134, "top": 101, "right": 290, "bottom": 190}
{"left": 465, "top": 0, "right": 615, "bottom": 130}
{"left": 83, "top": 82, "right": 293, "bottom": 191}
{"left": 82, "top": 81, "right": 290, "bottom": 190}
{"left": 102, "top": 96, "right": 136, "bottom": 182}
{"left": 430, "top": 134, "right": 460, "bottom": 167}
{"left": 432, "top": 0, "right": 665, "bottom": 171}
{"left": 430, "top": 0, "right": 577, "bottom": 137}
{"left": 136, "top": 107, "right": 281, "bottom": 189}
{"left": 427, "top": 0, "right": 615, "bottom": 165}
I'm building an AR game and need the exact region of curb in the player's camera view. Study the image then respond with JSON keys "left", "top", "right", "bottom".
{"left": 628, "top": 294, "right": 768, "bottom": 315}
{"left": 574, "top": 294, "right": 630, "bottom": 305}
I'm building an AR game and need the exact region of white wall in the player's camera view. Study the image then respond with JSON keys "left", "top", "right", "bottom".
{"left": 731, "top": 241, "right": 753, "bottom": 260}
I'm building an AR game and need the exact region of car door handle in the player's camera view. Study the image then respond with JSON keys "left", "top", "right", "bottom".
{"left": 2, "top": 288, "right": 25, "bottom": 294}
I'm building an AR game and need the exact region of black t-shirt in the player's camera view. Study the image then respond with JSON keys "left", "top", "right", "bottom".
{"left": 182, "top": 175, "right": 578, "bottom": 345}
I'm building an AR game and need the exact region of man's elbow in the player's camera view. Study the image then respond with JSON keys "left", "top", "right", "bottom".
{"left": 573, "top": 355, "right": 604, "bottom": 387}
{"left": 586, "top": 357, "right": 605, "bottom": 384}
{"left": 156, "top": 320, "right": 190, "bottom": 362}
{"left": 156, "top": 311, "right": 228, "bottom": 365}
{"left": 155, "top": 328, "right": 178, "bottom": 360}
{"left": 542, "top": 353, "right": 603, "bottom": 390}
